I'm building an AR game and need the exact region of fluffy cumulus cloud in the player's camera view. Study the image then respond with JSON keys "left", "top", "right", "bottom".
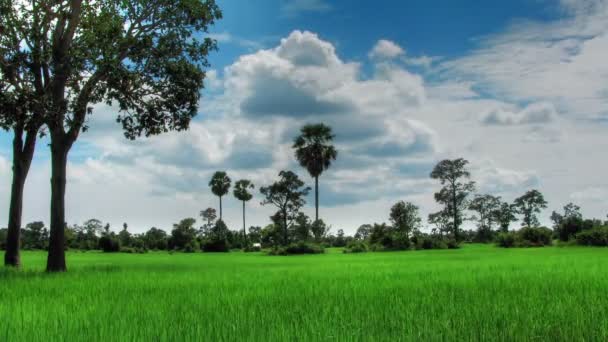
{"left": 369, "top": 39, "right": 405, "bottom": 59}
{"left": 3, "top": 21, "right": 606, "bottom": 233}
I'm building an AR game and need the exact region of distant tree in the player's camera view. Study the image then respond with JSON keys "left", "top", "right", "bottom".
{"left": 311, "top": 219, "right": 329, "bottom": 243}
{"left": 233, "top": 179, "right": 254, "bottom": 245}
{"left": 551, "top": 203, "right": 587, "bottom": 241}
{"left": 260, "top": 171, "right": 310, "bottom": 245}
{"left": 469, "top": 194, "right": 501, "bottom": 233}
{"left": 513, "top": 190, "right": 548, "bottom": 227}
{"left": 200, "top": 208, "right": 217, "bottom": 227}
{"left": 389, "top": 201, "right": 421, "bottom": 240}
{"left": 369, "top": 223, "right": 392, "bottom": 247}
{"left": 354, "top": 224, "right": 372, "bottom": 240}
{"left": 118, "top": 223, "right": 132, "bottom": 247}
{"left": 248, "top": 226, "right": 262, "bottom": 244}
{"left": 169, "top": 218, "right": 198, "bottom": 250}
{"left": 293, "top": 123, "right": 337, "bottom": 222}
{"left": 22, "top": 221, "right": 49, "bottom": 250}
{"left": 493, "top": 202, "right": 518, "bottom": 232}
{"left": 202, "top": 219, "right": 229, "bottom": 252}
{"left": 143, "top": 227, "right": 168, "bottom": 250}
{"left": 292, "top": 213, "right": 312, "bottom": 242}
{"left": 550, "top": 202, "right": 582, "bottom": 227}
{"left": 1, "top": 0, "right": 222, "bottom": 272}
{"left": 333, "top": 229, "right": 347, "bottom": 247}
{"left": 260, "top": 224, "right": 281, "bottom": 248}
{"left": 0, "top": 229, "right": 7, "bottom": 250}
{"left": 209, "top": 171, "right": 231, "bottom": 220}
{"left": 429, "top": 158, "right": 475, "bottom": 241}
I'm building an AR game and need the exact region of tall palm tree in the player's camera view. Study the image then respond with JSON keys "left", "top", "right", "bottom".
{"left": 233, "top": 179, "right": 254, "bottom": 245}
{"left": 209, "top": 171, "right": 231, "bottom": 220}
{"left": 293, "top": 123, "right": 337, "bottom": 222}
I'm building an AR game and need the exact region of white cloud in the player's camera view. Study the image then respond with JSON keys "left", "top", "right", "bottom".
{"left": 369, "top": 39, "right": 405, "bottom": 59}
{"left": 482, "top": 102, "right": 558, "bottom": 125}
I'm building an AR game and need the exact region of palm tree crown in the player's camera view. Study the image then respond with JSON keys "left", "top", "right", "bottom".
{"left": 293, "top": 123, "right": 337, "bottom": 178}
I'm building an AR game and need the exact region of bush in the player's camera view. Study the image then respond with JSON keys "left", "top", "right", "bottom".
{"left": 519, "top": 227, "right": 552, "bottom": 246}
{"left": 496, "top": 232, "right": 516, "bottom": 248}
{"left": 201, "top": 239, "right": 229, "bottom": 252}
{"left": 343, "top": 240, "right": 368, "bottom": 253}
{"left": 496, "top": 227, "right": 553, "bottom": 248}
{"left": 183, "top": 241, "right": 199, "bottom": 253}
{"left": 98, "top": 235, "right": 120, "bottom": 252}
{"left": 269, "top": 242, "right": 324, "bottom": 255}
{"left": 243, "top": 245, "right": 262, "bottom": 252}
{"left": 446, "top": 239, "right": 460, "bottom": 249}
{"left": 575, "top": 226, "right": 608, "bottom": 246}
{"left": 120, "top": 246, "right": 147, "bottom": 254}
{"left": 414, "top": 236, "right": 448, "bottom": 250}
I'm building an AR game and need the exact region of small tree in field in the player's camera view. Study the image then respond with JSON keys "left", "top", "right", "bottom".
{"left": 233, "top": 179, "right": 254, "bottom": 245}
{"left": 1, "top": 0, "right": 222, "bottom": 271}
{"left": 260, "top": 171, "right": 310, "bottom": 245}
{"left": 293, "top": 123, "right": 337, "bottom": 222}
{"left": 513, "top": 190, "right": 548, "bottom": 227}
{"left": 493, "top": 201, "right": 518, "bottom": 232}
{"left": 429, "top": 158, "right": 475, "bottom": 241}
{"left": 389, "top": 201, "right": 421, "bottom": 241}
{"left": 209, "top": 171, "right": 231, "bottom": 220}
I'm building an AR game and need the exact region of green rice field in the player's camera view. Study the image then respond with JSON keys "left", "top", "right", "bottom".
{"left": 1, "top": 245, "right": 608, "bottom": 341}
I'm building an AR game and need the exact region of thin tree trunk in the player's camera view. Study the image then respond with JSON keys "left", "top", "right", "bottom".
{"left": 219, "top": 196, "right": 223, "bottom": 221}
{"left": 4, "top": 128, "right": 37, "bottom": 267}
{"left": 283, "top": 209, "right": 288, "bottom": 246}
{"left": 315, "top": 176, "right": 319, "bottom": 222}
{"left": 46, "top": 140, "right": 69, "bottom": 272}
{"left": 242, "top": 201, "right": 246, "bottom": 246}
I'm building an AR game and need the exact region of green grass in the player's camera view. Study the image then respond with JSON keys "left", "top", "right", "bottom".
{"left": 1, "top": 244, "right": 608, "bottom": 341}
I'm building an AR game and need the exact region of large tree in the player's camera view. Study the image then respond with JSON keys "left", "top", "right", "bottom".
{"left": 1, "top": 1, "right": 222, "bottom": 272}
{"left": 429, "top": 158, "right": 475, "bottom": 241}
{"left": 389, "top": 201, "right": 421, "bottom": 240}
{"left": 493, "top": 201, "right": 518, "bottom": 232}
{"left": 293, "top": 123, "right": 337, "bottom": 222}
{"left": 233, "top": 179, "right": 254, "bottom": 245}
{"left": 1, "top": 1, "right": 48, "bottom": 266}
{"left": 513, "top": 189, "right": 548, "bottom": 227}
{"left": 209, "top": 171, "right": 231, "bottom": 220}
{"left": 260, "top": 171, "right": 310, "bottom": 245}
{"left": 468, "top": 194, "right": 501, "bottom": 231}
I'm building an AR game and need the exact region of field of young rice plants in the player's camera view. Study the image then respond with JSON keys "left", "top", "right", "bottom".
{"left": 1, "top": 244, "right": 608, "bottom": 341}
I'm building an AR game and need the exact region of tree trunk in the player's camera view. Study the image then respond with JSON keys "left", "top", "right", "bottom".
{"left": 46, "top": 140, "right": 69, "bottom": 272}
{"left": 315, "top": 176, "right": 319, "bottom": 222}
{"left": 242, "top": 201, "right": 246, "bottom": 246}
{"left": 219, "top": 196, "right": 223, "bottom": 221}
{"left": 283, "top": 209, "right": 288, "bottom": 246}
{"left": 4, "top": 128, "right": 37, "bottom": 267}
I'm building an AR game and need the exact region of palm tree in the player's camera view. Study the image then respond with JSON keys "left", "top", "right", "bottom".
{"left": 233, "top": 179, "right": 255, "bottom": 245}
{"left": 209, "top": 171, "right": 231, "bottom": 220}
{"left": 293, "top": 123, "right": 337, "bottom": 222}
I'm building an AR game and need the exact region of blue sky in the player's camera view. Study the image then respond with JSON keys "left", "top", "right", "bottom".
{"left": 1, "top": 0, "right": 607, "bottom": 233}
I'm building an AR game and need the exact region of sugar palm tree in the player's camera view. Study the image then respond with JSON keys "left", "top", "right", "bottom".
{"left": 209, "top": 171, "right": 231, "bottom": 220}
{"left": 293, "top": 123, "right": 337, "bottom": 222}
{"left": 233, "top": 179, "right": 254, "bottom": 244}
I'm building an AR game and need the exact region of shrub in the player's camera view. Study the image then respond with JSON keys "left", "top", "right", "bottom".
{"left": 414, "top": 236, "right": 447, "bottom": 250}
{"left": 496, "top": 227, "right": 553, "bottom": 248}
{"left": 519, "top": 227, "right": 552, "bottom": 246}
{"left": 446, "top": 239, "right": 460, "bottom": 249}
{"left": 98, "top": 235, "right": 120, "bottom": 252}
{"left": 243, "top": 245, "right": 262, "bottom": 252}
{"left": 201, "top": 239, "right": 229, "bottom": 252}
{"left": 183, "top": 241, "right": 199, "bottom": 253}
{"left": 575, "top": 226, "right": 608, "bottom": 246}
{"left": 496, "top": 232, "right": 516, "bottom": 248}
{"left": 119, "top": 246, "right": 147, "bottom": 254}
{"left": 269, "top": 242, "right": 324, "bottom": 255}
{"left": 343, "top": 240, "right": 368, "bottom": 253}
